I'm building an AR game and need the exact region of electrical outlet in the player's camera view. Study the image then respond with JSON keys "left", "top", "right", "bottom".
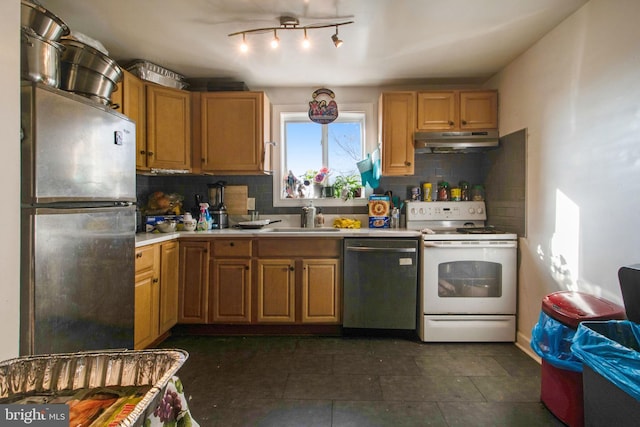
{"left": 247, "top": 197, "right": 256, "bottom": 211}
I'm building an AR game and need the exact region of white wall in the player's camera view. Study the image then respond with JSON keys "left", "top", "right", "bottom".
{"left": 487, "top": 0, "right": 640, "bottom": 348}
{"left": 0, "top": 0, "right": 21, "bottom": 360}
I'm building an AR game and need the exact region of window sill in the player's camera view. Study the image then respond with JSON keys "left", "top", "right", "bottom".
{"left": 273, "top": 196, "right": 369, "bottom": 208}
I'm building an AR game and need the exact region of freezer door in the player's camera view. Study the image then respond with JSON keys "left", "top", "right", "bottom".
{"left": 21, "top": 206, "right": 135, "bottom": 355}
{"left": 21, "top": 83, "right": 136, "bottom": 204}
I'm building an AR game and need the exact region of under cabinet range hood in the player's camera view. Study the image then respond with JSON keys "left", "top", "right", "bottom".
{"left": 414, "top": 130, "right": 499, "bottom": 153}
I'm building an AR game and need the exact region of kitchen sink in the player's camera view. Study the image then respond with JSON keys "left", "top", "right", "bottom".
{"left": 260, "top": 227, "right": 342, "bottom": 233}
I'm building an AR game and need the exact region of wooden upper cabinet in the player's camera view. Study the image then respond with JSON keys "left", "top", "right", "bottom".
{"left": 145, "top": 84, "right": 191, "bottom": 170}
{"left": 459, "top": 91, "right": 498, "bottom": 130}
{"left": 199, "top": 91, "right": 271, "bottom": 174}
{"left": 379, "top": 92, "right": 416, "bottom": 176}
{"left": 113, "top": 70, "right": 147, "bottom": 170}
{"left": 417, "top": 90, "right": 497, "bottom": 131}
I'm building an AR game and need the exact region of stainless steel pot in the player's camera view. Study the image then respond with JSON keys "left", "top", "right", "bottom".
{"left": 60, "top": 39, "right": 122, "bottom": 83}
{"left": 21, "top": 0, "right": 69, "bottom": 41}
{"left": 21, "top": 28, "right": 63, "bottom": 88}
{"left": 59, "top": 63, "right": 119, "bottom": 105}
{"left": 59, "top": 39, "right": 122, "bottom": 103}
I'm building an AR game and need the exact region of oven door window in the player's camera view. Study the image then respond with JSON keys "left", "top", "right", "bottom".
{"left": 438, "top": 261, "right": 502, "bottom": 298}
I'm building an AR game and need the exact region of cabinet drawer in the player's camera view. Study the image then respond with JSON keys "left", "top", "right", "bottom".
{"left": 258, "top": 238, "right": 342, "bottom": 258}
{"left": 135, "top": 245, "right": 157, "bottom": 272}
{"left": 213, "top": 239, "right": 252, "bottom": 257}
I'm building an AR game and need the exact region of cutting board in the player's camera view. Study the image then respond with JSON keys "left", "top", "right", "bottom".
{"left": 224, "top": 185, "right": 248, "bottom": 215}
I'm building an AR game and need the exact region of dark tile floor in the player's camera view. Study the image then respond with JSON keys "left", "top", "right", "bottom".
{"left": 158, "top": 334, "right": 563, "bottom": 427}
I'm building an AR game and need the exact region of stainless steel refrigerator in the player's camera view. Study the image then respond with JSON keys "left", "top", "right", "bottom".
{"left": 20, "top": 82, "right": 136, "bottom": 355}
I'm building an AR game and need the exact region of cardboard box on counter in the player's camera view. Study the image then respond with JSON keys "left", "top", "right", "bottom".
{"left": 368, "top": 195, "right": 390, "bottom": 228}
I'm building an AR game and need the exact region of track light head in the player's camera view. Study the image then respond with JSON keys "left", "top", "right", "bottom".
{"left": 331, "top": 33, "right": 343, "bottom": 48}
{"left": 271, "top": 29, "right": 279, "bottom": 48}
{"left": 240, "top": 33, "right": 248, "bottom": 52}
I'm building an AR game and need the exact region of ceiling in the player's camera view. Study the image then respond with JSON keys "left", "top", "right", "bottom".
{"left": 40, "top": 0, "right": 588, "bottom": 88}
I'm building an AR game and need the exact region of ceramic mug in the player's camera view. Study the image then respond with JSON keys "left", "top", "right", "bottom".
{"left": 183, "top": 219, "right": 197, "bottom": 231}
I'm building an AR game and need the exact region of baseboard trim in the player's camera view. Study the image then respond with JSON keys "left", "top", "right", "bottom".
{"left": 516, "top": 331, "right": 541, "bottom": 364}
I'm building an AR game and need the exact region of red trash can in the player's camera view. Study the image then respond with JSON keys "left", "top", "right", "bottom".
{"left": 539, "top": 291, "right": 626, "bottom": 427}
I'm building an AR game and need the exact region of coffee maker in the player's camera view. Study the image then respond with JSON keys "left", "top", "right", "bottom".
{"left": 208, "top": 181, "right": 229, "bottom": 229}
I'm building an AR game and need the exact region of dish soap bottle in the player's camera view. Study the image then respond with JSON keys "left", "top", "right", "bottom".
{"left": 197, "top": 203, "right": 209, "bottom": 231}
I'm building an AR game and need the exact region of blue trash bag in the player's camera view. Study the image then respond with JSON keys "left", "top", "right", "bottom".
{"left": 571, "top": 320, "right": 640, "bottom": 401}
{"left": 530, "top": 310, "right": 583, "bottom": 372}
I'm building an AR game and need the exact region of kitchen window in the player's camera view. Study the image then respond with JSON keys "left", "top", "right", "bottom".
{"left": 272, "top": 103, "right": 376, "bottom": 207}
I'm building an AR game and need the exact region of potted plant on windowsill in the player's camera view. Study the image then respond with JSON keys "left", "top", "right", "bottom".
{"left": 333, "top": 174, "right": 363, "bottom": 201}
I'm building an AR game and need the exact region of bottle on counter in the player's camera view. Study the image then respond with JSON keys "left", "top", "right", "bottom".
{"left": 315, "top": 208, "right": 325, "bottom": 227}
{"left": 391, "top": 207, "right": 400, "bottom": 229}
{"left": 459, "top": 181, "right": 470, "bottom": 201}
{"left": 437, "top": 181, "right": 450, "bottom": 201}
{"left": 472, "top": 185, "right": 485, "bottom": 201}
{"left": 422, "top": 183, "right": 432, "bottom": 201}
{"left": 197, "top": 204, "right": 208, "bottom": 231}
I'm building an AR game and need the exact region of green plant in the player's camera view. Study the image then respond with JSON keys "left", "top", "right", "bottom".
{"left": 333, "top": 174, "right": 362, "bottom": 200}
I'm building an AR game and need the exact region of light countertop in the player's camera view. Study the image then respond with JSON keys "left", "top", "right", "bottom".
{"left": 136, "top": 227, "right": 421, "bottom": 247}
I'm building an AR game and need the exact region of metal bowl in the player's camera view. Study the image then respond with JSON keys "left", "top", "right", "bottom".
{"left": 59, "top": 62, "right": 119, "bottom": 103}
{"left": 156, "top": 221, "right": 177, "bottom": 233}
{"left": 60, "top": 39, "right": 122, "bottom": 83}
{"left": 21, "top": 27, "right": 63, "bottom": 87}
{"left": 20, "top": 0, "right": 69, "bottom": 41}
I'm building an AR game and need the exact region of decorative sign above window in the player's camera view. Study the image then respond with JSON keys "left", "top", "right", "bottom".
{"left": 308, "top": 88, "right": 338, "bottom": 124}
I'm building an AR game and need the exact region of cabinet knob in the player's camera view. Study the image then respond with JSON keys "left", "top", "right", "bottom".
{"left": 245, "top": 265, "right": 249, "bottom": 271}
{"left": 448, "top": 121, "right": 454, "bottom": 126}
{"left": 153, "top": 278, "right": 159, "bottom": 283}
{"left": 147, "top": 151, "right": 154, "bottom": 157}
{"left": 135, "top": 252, "right": 142, "bottom": 258}
{"left": 229, "top": 242, "right": 235, "bottom": 247}
{"left": 289, "top": 266, "right": 294, "bottom": 271}
{"left": 404, "top": 161, "right": 411, "bottom": 166}
{"left": 139, "top": 150, "right": 146, "bottom": 155}
{"left": 461, "top": 120, "right": 467, "bottom": 125}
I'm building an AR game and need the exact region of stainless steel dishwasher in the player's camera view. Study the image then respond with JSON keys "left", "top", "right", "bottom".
{"left": 343, "top": 238, "right": 419, "bottom": 329}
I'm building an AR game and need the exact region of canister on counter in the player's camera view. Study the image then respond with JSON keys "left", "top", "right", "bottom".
{"left": 451, "top": 187, "right": 461, "bottom": 201}
{"left": 422, "top": 183, "right": 432, "bottom": 201}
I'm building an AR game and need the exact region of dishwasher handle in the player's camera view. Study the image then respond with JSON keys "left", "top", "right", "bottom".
{"left": 424, "top": 240, "right": 517, "bottom": 248}
{"left": 346, "top": 246, "right": 417, "bottom": 253}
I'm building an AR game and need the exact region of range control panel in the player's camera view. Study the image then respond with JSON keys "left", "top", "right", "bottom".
{"left": 405, "top": 201, "right": 487, "bottom": 222}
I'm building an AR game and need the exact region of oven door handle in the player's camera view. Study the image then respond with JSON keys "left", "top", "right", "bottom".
{"left": 346, "top": 246, "right": 417, "bottom": 253}
{"left": 424, "top": 241, "right": 517, "bottom": 248}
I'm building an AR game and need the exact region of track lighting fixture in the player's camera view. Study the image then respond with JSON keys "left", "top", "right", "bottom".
{"left": 331, "top": 26, "right": 343, "bottom": 48}
{"left": 228, "top": 16, "right": 353, "bottom": 52}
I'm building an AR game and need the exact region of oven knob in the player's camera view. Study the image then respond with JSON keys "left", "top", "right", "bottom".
{"left": 419, "top": 208, "right": 425, "bottom": 214}
{"left": 477, "top": 207, "right": 484, "bottom": 214}
{"left": 468, "top": 207, "right": 476, "bottom": 214}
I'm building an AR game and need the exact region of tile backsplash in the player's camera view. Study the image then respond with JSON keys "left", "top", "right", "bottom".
{"left": 137, "top": 130, "right": 525, "bottom": 232}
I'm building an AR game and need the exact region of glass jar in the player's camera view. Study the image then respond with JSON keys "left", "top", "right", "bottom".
{"left": 459, "top": 181, "right": 470, "bottom": 201}
{"left": 472, "top": 185, "right": 485, "bottom": 201}
{"left": 437, "top": 181, "right": 450, "bottom": 201}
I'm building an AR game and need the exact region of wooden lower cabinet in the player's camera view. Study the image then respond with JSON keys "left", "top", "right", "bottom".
{"left": 301, "top": 259, "right": 341, "bottom": 323}
{"left": 176, "top": 237, "right": 342, "bottom": 327}
{"left": 178, "top": 240, "right": 210, "bottom": 323}
{"left": 256, "top": 259, "right": 296, "bottom": 323}
{"left": 210, "top": 258, "right": 251, "bottom": 322}
{"left": 134, "top": 241, "right": 178, "bottom": 349}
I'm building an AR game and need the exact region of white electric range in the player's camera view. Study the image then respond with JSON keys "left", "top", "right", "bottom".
{"left": 406, "top": 201, "right": 518, "bottom": 342}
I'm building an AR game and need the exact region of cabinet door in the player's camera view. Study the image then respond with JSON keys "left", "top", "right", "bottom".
{"left": 460, "top": 91, "right": 498, "bottom": 130}
{"left": 210, "top": 259, "right": 252, "bottom": 323}
{"left": 256, "top": 259, "right": 296, "bottom": 323}
{"left": 178, "top": 241, "right": 209, "bottom": 323}
{"left": 114, "top": 70, "right": 147, "bottom": 170}
{"left": 301, "top": 259, "right": 341, "bottom": 324}
{"left": 200, "top": 92, "right": 267, "bottom": 173}
{"left": 134, "top": 269, "right": 158, "bottom": 349}
{"left": 159, "top": 241, "right": 179, "bottom": 334}
{"left": 146, "top": 84, "right": 191, "bottom": 170}
{"left": 380, "top": 92, "right": 415, "bottom": 176}
{"left": 417, "top": 91, "right": 457, "bottom": 130}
